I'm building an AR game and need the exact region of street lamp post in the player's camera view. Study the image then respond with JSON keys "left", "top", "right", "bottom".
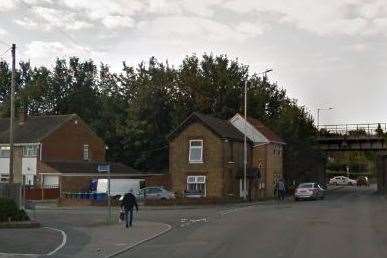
{"left": 243, "top": 68, "right": 273, "bottom": 200}
{"left": 317, "top": 107, "right": 334, "bottom": 127}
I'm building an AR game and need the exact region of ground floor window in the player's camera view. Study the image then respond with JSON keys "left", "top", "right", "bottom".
{"left": 186, "top": 175, "right": 206, "bottom": 197}
{"left": 0, "top": 174, "right": 9, "bottom": 183}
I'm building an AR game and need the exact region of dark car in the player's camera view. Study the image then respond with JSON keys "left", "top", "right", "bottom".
{"left": 357, "top": 176, "right": 369, "bottom": 187}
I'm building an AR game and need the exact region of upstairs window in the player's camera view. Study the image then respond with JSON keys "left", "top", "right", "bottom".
{"left": 83, "top": 144, "right": 89, "bottom": 160}
{"left": 189, "top": 140, "right": 203, "bottom": 163}
{"left": 23, "top": 145, "right": 38, "bottom": 157}
{"left": 0, "top": 146, "right": 10, "bottom": 158}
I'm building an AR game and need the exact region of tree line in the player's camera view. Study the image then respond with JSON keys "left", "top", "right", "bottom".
{"left": 0, "top": 54, "right": 323, "bottom": 182}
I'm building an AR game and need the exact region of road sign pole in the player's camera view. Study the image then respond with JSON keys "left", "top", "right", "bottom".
{"left": 107, "top": 168, "right": 111, "bottom": 224}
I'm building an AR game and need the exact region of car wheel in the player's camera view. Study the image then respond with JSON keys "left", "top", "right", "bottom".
{"left": 348, "top": 182, "right": 352, "bottom": 186}
{"left": 294, "top": 197, "right": 299, "bottom": 202}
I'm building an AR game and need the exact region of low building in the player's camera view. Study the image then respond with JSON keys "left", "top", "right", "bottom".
{"left": 0, "top": 114, "right": 168, "bottom": 200}
{"left": 168, "top": 112, "right": 285, "bottom": 200}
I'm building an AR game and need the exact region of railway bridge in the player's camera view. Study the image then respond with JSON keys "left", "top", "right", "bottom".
{"left": 316, "top": 123, "right": 387, "bottom": 194}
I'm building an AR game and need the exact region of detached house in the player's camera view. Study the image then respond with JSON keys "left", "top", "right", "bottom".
{"left": 168, "top": 112, "right": 285, "bottom": 200}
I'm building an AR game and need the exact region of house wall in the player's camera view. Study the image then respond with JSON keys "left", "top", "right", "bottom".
{"left": 252, "top": 143, "right": 283, "bottom": 198}
{"left": 222, "top": 140, "right": 250, "bottom": 198}
{"left": 266, "top": 143, "right": 283, "bottom": 197}
{"left": 252, "top": 144, "right": 268, "bottom": 198}
{"left": 41, "top": 117, "right": 105, "bottom": 162}
{"left": 170, "top": 122, "right": 225, "bottom": 198}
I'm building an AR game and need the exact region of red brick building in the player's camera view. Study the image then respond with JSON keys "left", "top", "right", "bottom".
{"left": 0, "top": 114, "right": 167, "bottom": 199}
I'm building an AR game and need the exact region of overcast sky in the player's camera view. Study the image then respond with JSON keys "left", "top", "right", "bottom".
{"left": 1, "top": 0, "right": 387, "bottom": 125}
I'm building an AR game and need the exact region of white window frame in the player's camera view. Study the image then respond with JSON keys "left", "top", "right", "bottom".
{"left": 186, "top": 175, "right": 206, "bottom": 197}
{"left": 83, "top": 144, "right": 89, "bottom": 160}
{"left": 23, "top": 145, "right": 38, "bottom": 157}
{"left": 189, "top": 140, "right": 203, "bottom": 163}
{"left": 0, "top": 146, "right": 10, "bottom": 158}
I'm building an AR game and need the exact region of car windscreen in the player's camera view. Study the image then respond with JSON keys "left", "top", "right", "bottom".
{"left": 298, "top": 183, "right": 314, "bottom": 188}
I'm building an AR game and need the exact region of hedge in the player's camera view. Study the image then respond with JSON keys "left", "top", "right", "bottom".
{"left": 0, "top": 198, "right": 30, "bottom": 222}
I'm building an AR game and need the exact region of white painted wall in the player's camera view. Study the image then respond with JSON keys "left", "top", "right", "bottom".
{"left": 22, "top": 157, "right": 37, "bottom": 175}
{"left": 230, "top": 114, "right": 268, "bottom": 144}
{"left": 0, "top": 158, "right": 9, "bottom": 175}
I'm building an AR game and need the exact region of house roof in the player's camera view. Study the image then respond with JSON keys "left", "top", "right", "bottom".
{"left": 43, "top": 160, "right": 143, "bottom": 175}
{"left": 168, "top": 112, "right": 247, "bottom": 142}
{"left": 246, "top": 117, "right": 285, "bottom": 144}
{"left": 0, "top": 114, "right": 76, "bottom": 144}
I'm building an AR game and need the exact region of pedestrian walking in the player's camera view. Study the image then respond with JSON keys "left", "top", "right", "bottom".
{"left": 277, "top": 179, "right": 286, "bottom": 201}
{"left": 120, "top": 190, "right": 139, "bottom": 228}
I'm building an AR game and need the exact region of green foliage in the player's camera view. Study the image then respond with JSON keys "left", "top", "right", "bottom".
{"left": 0, "top": 198, "right": 29, "bottom": 222}
{"left": 0, "top": 54, "right": 323, "bottom": 178}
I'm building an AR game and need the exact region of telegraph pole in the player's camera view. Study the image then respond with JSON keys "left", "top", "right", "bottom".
{"left": 243, "top": 80, "right": 247, "bottom": 200}
{"left": 9, "top": 44, "right": 15, "bottom": 184}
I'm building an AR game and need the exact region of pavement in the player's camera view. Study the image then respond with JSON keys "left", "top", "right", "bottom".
{"left": 0, "top": 215, "right": 171, "bottom": 258}
{"left": 2, "top": 185, "right": 386, "bottom": 258}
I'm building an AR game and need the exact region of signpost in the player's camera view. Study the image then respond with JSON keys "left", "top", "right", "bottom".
{"left": 98, "top": 164, "right": 111, "bottom": 224}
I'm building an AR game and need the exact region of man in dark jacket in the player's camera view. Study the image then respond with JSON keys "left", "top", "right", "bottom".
{"left": 120, "top": 190, "right": 139, "bottom": 228}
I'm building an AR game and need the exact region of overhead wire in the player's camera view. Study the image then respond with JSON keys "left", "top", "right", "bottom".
{"left": 0, "top": 39, "right": 11, "bottom": 47}
{"left": 0, "top": 47, "right": 12, "bottom": 60}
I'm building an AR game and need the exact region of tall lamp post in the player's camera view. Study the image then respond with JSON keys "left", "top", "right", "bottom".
{"left": 317, "top": 107, "right": 334, "bottom": 127}
{"left": 243, "top": 68, "right": 273, "bottom": 200}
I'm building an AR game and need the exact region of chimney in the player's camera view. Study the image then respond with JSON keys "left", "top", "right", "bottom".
{"left": 18, "top": 109, "right": 27, "bottom": 125}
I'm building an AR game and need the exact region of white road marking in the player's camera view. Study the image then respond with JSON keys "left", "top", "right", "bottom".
{"left": 0, "top": 227, "right": 66, "bottom": 257}
{"left": 106, "top": 223, "right": 172, "bottom": 258}
{"left": 179, "top": 217, "right": 208, "bottom": 227}
{"left": 44, "top": 227, "right": 67, "bottom": 256}
{"left": 221, "top": 205, "right": 256, "bottom": 216}
{"left": 0, "top": 252, "right": 37, "bottom": 257}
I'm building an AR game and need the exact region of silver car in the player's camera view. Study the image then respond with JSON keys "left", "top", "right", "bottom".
{"left": 294, "top": 182, "right": 325, "bottom": 201}
{"left": 139, "top": 187, "right": 175, "bottom": 200}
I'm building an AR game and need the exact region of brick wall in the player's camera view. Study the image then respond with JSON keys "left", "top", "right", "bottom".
{"left": 170, "top": 122, "right": 225, "bottom": 198}
{"left": 41, "top": 117, "right": 105, "bottom": 162}
{"left": 169, "top": 122, "right": 250, "bottom": 199}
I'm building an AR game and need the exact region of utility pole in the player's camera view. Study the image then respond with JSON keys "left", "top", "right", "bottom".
{"left": 9, "top": 43, "right": 15, "bottom": 184}
{"left": 243, "top": 80, "right": 247, "bottom": 200}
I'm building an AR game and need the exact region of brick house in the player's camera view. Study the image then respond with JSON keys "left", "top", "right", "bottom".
{"left": 168, "top": 112, "right": 285, "bottom": 200}
{"left": 230, "top": 114, "right": 285, "bottom": 199}
{"left": 0, "top": 114, "right": 167, "bottom": 199}
{"left": 168, "top": 112, "right": 254, "bottom": 199}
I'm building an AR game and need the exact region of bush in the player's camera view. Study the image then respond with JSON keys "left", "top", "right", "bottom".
{"left": 0, "top": 198, "right": 30, "bottom": 222}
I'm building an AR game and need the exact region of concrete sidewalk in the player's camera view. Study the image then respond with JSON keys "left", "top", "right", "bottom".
{"left": 0, "top": 221, "right": 171, "bottom": 258}
{"left": 70, "top": 221, "right": 171, "bottom": 258}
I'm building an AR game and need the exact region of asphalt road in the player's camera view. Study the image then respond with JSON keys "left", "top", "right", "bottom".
{"left": 115, "top": 185, "right": 387, "bottom": 258}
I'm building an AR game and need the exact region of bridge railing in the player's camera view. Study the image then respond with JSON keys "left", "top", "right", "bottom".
{"left": 318, "top": 123, "right": 387, "bottom": 136}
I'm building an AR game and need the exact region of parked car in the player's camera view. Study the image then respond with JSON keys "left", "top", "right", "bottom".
{"left": 329, "top": 176, "right": 357, "bottom": 186}
{"left": 294, "top": 182, "right": 325, "bottom": 201}
{"left": 357, "top": 176, "right": 369, "bottom": 187}
{"left": 139, "top": 186, "right": 176, "bottom": 200}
